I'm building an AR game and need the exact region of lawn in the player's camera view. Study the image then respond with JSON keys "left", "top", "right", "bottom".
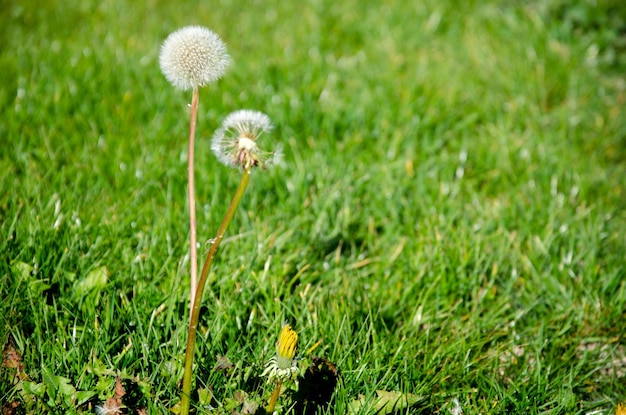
{"left": 1, "top": 0, "right": 625, "bottom": 414}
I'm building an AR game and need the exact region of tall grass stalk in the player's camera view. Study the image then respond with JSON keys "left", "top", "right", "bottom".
{"left": 187, "top": 87, "right": 199, "bottom": 313}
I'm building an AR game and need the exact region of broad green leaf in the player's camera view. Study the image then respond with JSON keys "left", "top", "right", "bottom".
{"left": 198, "top": 387, "right": 214, "bottom": 406}
{"left": 95, "top": 376, "right": 116, "bottom": 399}
{"left": 88, "top": 356, "right": 117, "bottom": 377}
{"left": 12, "top": 261, "right": 51, "bottom": 296}
{"left": 65, "top": 271, "right": 77, "bottom": 282}
{"left": 41, "top": 366, "right": 78, "bottom": 407}
{"left": 74, "top": 265, "right": 108, "bottom": 295}
{"left": 170, "top": 401, "right": 181, "bottom": 414}
{"left": 348, "top": 390, "right": 424, "bottom": 414}
{"left": 58, "top": 376, "right": 76, "bottom": 397}
{"left": 41, "top": 366, "right": 58, "bottom": 402}
{"left": 28, "top": 279, "right": 51, "bottom": 296}
{"left": 75, "top": 390, "right": 98, "bottom": 406}
{"left": 11, "top": 261, "right": 32, "bottom": 279}
{"left": 21, "top": 381, "right": 46, "bottom": 399}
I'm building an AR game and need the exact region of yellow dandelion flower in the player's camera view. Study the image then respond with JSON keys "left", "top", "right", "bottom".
{"left": 262, "top": 324, "right": 299, "bottom": 383}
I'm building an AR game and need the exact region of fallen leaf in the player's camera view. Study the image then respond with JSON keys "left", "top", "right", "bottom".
{"left": 114, "top": 377, "right": 126, "bottom": 400}
{"left": 241, "top": 399, "right": 259, "bottom": 414}
{"left": 1, "top": 335, "right": 22, "bottom": 372}
{"left": 1, "top": 401, "right": 20, "bottom": 415}
{"left": 214, "top": 355, "right": 234, "bottom": 371}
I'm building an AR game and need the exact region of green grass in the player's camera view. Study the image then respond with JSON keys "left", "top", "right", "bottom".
{"left": 1, "top": 0, "right": 626, "bottom": 413}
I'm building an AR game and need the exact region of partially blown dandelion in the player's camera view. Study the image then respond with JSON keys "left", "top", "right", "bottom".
{"left": 159, "top": 26, "right": 229, "bottom": 90}
{"left": 179, "top": 108, "right": 278, "bottom": 415}
{"left": 211, "top": 110, "right": 280, "bottom": 170}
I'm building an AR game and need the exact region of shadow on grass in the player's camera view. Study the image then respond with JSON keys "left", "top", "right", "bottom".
{"left": 292, "top": 356, "right": 339, "bottom": 415}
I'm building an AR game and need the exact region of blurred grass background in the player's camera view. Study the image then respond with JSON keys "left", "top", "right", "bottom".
{"left": 1, "top": 0, "right": 625, "bottom": 413}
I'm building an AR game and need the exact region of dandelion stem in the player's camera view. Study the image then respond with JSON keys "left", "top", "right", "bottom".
{"left": 188, "top": 87, "right": 199, "bottom": 314}
{"left": 266, "top": 380, "right": 283, "bottom": 413}
{"left": 180, "top": 168, "right": 251, "bottom": 415}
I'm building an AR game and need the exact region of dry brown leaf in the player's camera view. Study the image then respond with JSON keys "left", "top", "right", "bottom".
{"left": 1, "top": 401, "right": 20, "bottom": 415}
{"left": 1, "top": 336, "right": 22, "bottom": 371}
{"left": 114, "top": 377, "right": 126, "bottom": 400}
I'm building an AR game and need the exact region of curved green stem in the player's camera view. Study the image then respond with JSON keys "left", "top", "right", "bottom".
{"left": 266, "top": 380, "right": 283, "bottom": 413}
{"left": 180, "top": 169, "right": 251, "bottom": 415}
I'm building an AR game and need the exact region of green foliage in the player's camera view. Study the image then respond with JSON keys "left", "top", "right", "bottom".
{"left": 1, "top": 0, "right": 625, "bottom": 413}
{"left": 19, "top": 366, "right": 97, "bottom": 412}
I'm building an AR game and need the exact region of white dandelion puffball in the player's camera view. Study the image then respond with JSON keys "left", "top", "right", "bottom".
{"left": 159, "top": 26, "right": 229, "bottom": 90}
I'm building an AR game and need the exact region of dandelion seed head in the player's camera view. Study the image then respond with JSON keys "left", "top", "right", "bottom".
{"left": 211, "top": 109, "right": 278, "bottom": 170}
{"left": 159, "top": 26, "right": 229, "bottom": 90}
